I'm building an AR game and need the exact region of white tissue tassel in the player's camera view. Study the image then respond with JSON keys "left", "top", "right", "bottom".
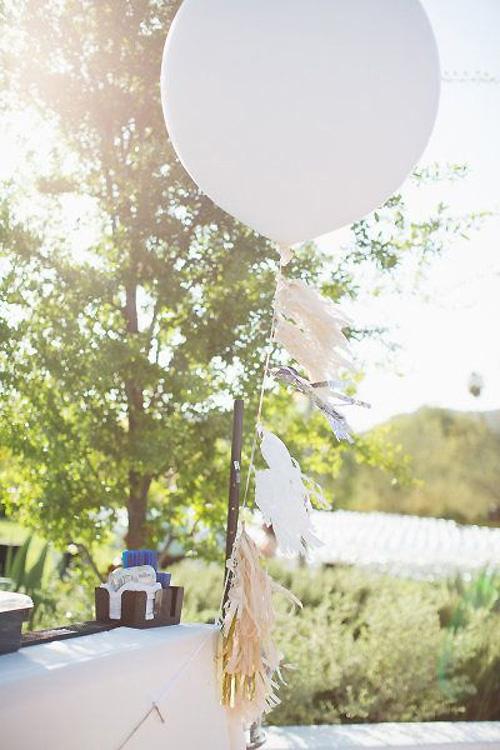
{"left": 275, "top": 318, "right": 351, "bottom": 383}
{"left": 255, "top": 430, "right": 322, "bottom": 556}
{"left": 274, "top": 277, "right": 353, "bottom": 382}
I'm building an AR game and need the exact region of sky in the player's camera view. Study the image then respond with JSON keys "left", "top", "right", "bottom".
{"left": 0, "top": 0, "right": 499, "bottom": 432}
{"left": 318, "top": 0, "right": 500, "bottom": 429}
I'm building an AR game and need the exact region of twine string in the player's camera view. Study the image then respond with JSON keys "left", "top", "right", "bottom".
{"left": 117, "top": 632, "right": 214, "bottom": 749}
{"left": 241, "top": 259, "right": 283, "bottom": 508}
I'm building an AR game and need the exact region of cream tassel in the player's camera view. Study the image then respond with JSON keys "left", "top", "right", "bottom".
{"left": 274, "top": 276, "right": 353, "bottom": 383}
{"left": 221, "top": 530, "right": 301, "bottom": 724}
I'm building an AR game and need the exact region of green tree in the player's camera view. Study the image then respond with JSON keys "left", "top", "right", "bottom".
{"left": 335, "top": 407, "right": 500, "bottom": 524}
{"left": 0, "top": 1, "right": 481, "bottom": 559}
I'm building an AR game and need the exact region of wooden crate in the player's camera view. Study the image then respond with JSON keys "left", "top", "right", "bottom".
{"left": 95, "top": 586, "right": 184, "bottom": 628}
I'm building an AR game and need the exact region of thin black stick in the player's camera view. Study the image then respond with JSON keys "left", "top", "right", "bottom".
{"left": 222, "top": 399, "right": 244, "bottom": 610}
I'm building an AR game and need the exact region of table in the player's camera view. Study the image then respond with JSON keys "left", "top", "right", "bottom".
{"left": 0, "top": 623, "right": 245, "bottom": 750}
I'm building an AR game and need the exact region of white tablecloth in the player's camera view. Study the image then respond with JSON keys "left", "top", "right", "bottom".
{"left": 0, "top": 623, "right": 245, "bottom": 750}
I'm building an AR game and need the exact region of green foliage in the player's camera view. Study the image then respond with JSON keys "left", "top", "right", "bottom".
{"left": 440, "top": 572, "right": 500, "bottom": 630}
{"left": 33, "top": 568, "right": 98, "bottom": 629}
{"left": 335, "top": 407, "right": 500, "bottom": 524}
{"left": 1, "top": 535, "right": 55, "bottom": 625}
{"left": 261, "top": 390, "right": 414, "bottom": 509}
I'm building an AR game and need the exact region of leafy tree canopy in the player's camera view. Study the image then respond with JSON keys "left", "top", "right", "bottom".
{"left": 0, "top": 0, "right": 482, "bottom": 562}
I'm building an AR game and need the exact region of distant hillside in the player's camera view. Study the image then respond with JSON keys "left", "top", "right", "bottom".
{"left": 335, "top": 407, "right": 500, "bottom": 525}
{"left": 481, "top": 409, "right": 500, "bottom": 435}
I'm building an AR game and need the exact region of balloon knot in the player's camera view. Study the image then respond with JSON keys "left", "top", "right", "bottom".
{"left": 277, "top": 244, "right": 294, "bottom": 267}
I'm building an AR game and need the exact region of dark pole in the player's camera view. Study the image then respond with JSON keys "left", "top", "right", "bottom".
{"left": 223, "top": 399, "right": 244, "bottom": 608}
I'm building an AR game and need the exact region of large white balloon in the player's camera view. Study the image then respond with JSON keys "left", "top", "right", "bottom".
{"left": 161, "top": 0, "right": 440, "bottom": 246}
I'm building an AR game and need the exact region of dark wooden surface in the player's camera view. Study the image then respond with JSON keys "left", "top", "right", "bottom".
{"left": 1, "top": 610, "right": 27, "bottom": 655}
{"left": 21, "top": 621, "right": 118, "bottom": 648}
{"left": 95, "top": 586, "right": 114, "bottom": 624}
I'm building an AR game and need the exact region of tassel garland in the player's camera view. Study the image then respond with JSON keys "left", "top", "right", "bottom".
{"left": 219, "top": 252, "right": 369, "bottom": 727}
{"left": 221, "top": 530, "right": 301, "bottom": 724}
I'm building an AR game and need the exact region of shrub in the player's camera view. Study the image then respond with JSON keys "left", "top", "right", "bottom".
{"left": 172, "top": 562, "right": 500, "bottom": 724}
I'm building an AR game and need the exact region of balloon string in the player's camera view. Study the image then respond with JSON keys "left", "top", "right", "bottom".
{"left": 218, "top": 247, "right": 290, "bottom": 625}
{"left": 116, "top": 631, "right": 214, "bottom": 748}
{"left": 241, "top": 260, "right": 282, "bottom": 509}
